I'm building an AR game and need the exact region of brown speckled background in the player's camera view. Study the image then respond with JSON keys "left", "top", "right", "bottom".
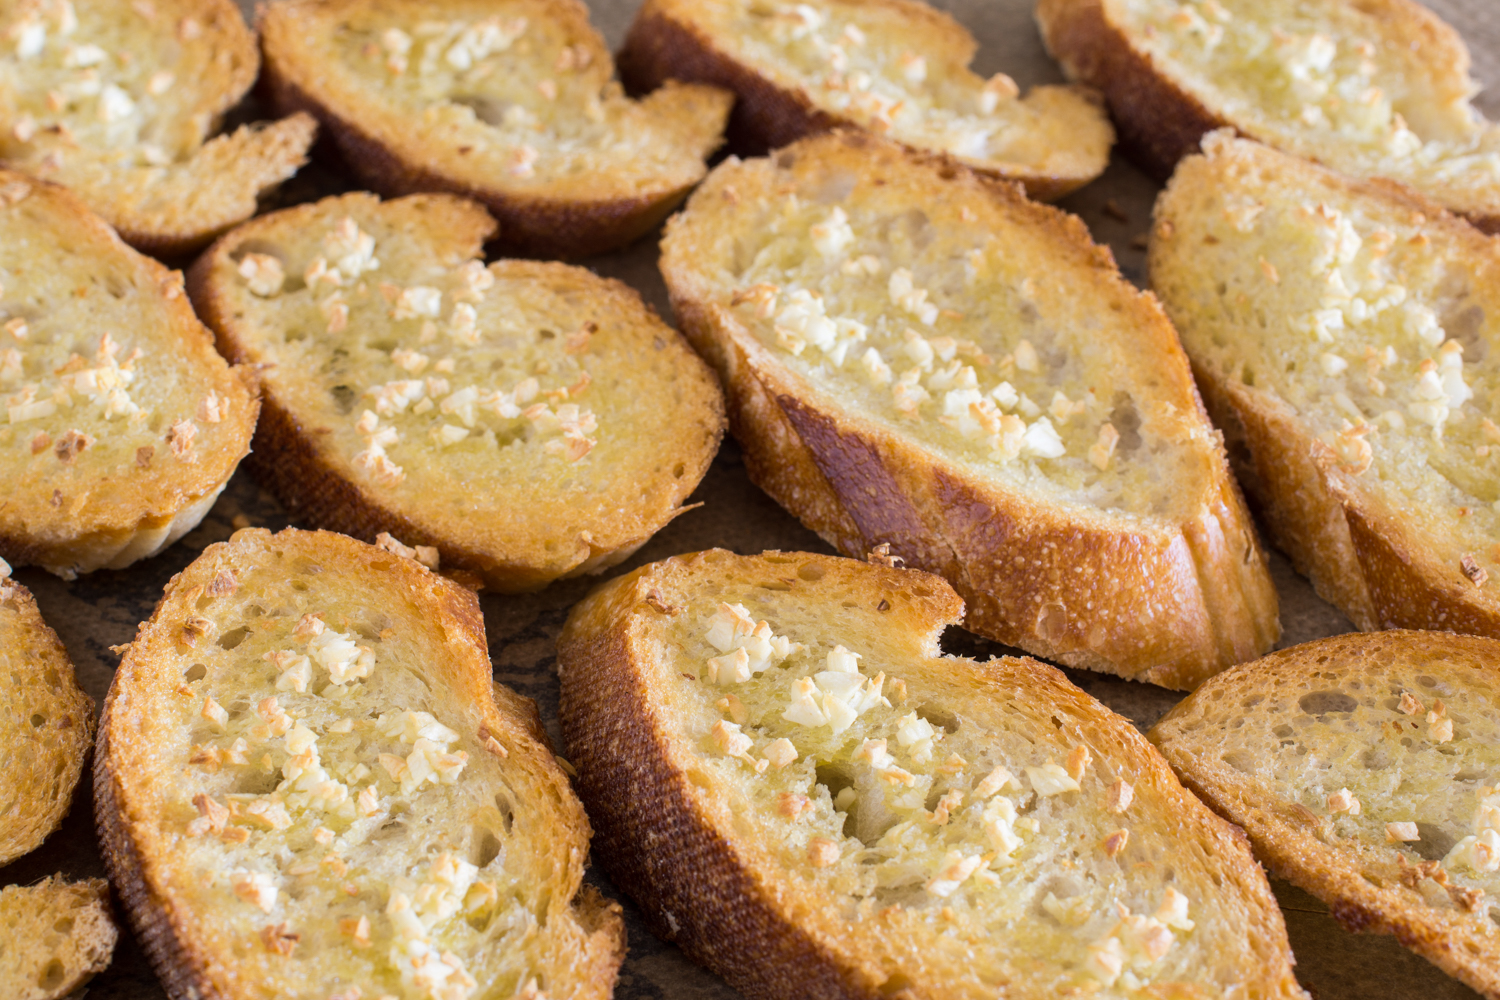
{"left": 4, "top": 0, "right": 1498, "bottom": 997}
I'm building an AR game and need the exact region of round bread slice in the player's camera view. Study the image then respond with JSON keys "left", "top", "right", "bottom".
{"left": 618, "top": 0, "right": 1114, "bottom": 201}
{"left": 96, "top": 526, "right": 625, "bottom": 1000}
{"left": 1150, "top": 630, "right": 1500, "bottom": 1000}
{"left": 0, "top": 560, "right": 94, "bottom": 867}
{"left": 1036, "top": 0, "right": 1500, "bottom": 232}
{"left": 0, "top": 0, "right": 316, "bottom": 255}
{"left": 660, "top": 130, "right": 1279, "bottom": 688}
{"left": 558, "top": 548, "right": 1308, "bottom": 1000}
{"left": 259, "top": 0, "right": 733, "bottom": 259}
{"left": 188, "top": 191, "right": 724, "bottom": 593}
{"left": 0, "top": 876, "right": 118, "bottom": 1000}
{"left": 0, "top": 172, "right": 257, "bottom": 579}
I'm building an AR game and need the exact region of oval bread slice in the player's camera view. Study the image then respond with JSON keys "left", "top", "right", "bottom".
{"left": 1150, "top": 629, "right": 1500, "bottom": 999}
{"left": 188, "top": 191, "right": 724, "bottom": 593}
{"left": 259, "top": 0, "right": 733, "bottom": 259}
{"left": 1036, "top": 0, "right": 1500, "bottom": 231}
{"left": 660, "top": 130, "right": 1278, "bottom": 687}
{"left": 0, "top": 172, "right": 257, "bottom": 579}
{"left": 0, "top": 560, "right": 94, "bottom": 867}
{"left": 95, "top": 526, "right": 625, "bottom": 1000}
{"left": 1149, "top": 133, "right": 1500, "bottom": 638}
{"left": 0, "top": 876, "right": 118, "bottom": 1000}
{"left": 0, "top": 0, "right": 316, "bottom": 255}
{"left": 558, "top": 548, "right": 1307, "bottom": 999}
{"left": 617, "top": 0, "right": 1114, "bottom": 200}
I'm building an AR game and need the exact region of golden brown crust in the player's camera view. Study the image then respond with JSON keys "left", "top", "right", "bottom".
{"left": 1150, "top": 630, "right": 1500, "bottom": 1000}
{"left": 621, "top": 0, "right": 1102, "bottom": 201}
{"left": 0, "top": 172, "right": 258, "bottom": 578}
{"left": 0, "top": 577, "right": 94, "bottom": 866}
{"left": 558, "top": 549, "right": 1306, "bottom": 999}
{"left": 661, "top": 132, "right": 1278, "bottom": 687}
{"left": 258, "top": 0, "right": 732, "bottom": 259}
{"left": 95, "top": 527, "right": 626, "bottom": 1000}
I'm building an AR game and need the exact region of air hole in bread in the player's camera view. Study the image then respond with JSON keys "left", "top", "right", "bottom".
{"left": 329, "top": 385, "right": 356, "bottom": 414}
{"left": 1413, "top": 824, "right": 1457, "bottom": 861}
{"left": 217, "top": 626, "right": 249, "bottom": 650}
{"left": 43, "top": 668, "right": 60, "bottom": 690}
{"left": 473, "top": 828, "right": 502, "bottom": 868}
{"left": 30, "top": 714, "right": 45, "bottom": 728}
{"left": 797, "top": 564, "right": 826, "bottom": 581}
{"left": 37, "top": 958, "right": 65, "bottom": 990}
{"left": 495, "top": 794, "right": 515, "bottom": 833}
{"left": 184, "top": 663, "right": 208, "bottom": 682}
{"left": 914, "top": 704, "right": 958, "bottom": 734}
{"left": 1297, "top": 691, "right": 1358, "bottom": 715}
{"left": 1221, "top": 749, "right": 1255, "bottom": 773}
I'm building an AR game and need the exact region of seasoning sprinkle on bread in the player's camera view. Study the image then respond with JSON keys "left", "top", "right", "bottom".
{"left": 189, "top": 191, "right": 724, "bottom": 593}
{"left": 260, "top": 0, "right": 733, "bottom": 258}
{"left": 1150, "top": 133, "right": 1500, "bottom": 638}
{"left": 0, "top": 0, "right": 316, "bottom": 254}
{"left": 618, "top": 0, "right": 1114, "bottom": 200}
{"left": 96, "top": 527, "right": 625, "bottom": 1000}
{"left": 1037, "top": 0, "right": 1500, "bottom": 231}
{"left": 558, "top": 548, "right": 1307, "bottom": 1000}
{"left": 1151, "top": 630, "right": 1500, "bottom": 999}
{"left": 0, "top": 172, "right": 256, "bottom": 579}
{"left": 660, "top": 131, "right": 1278, "bottom": 687}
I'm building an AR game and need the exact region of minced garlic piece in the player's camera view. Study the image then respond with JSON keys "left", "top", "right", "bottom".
{"left": 238, "top": 253, "right": 285, "bottom": 297}
{"left": 230, "top": 871, "right": 278, "bottom": 913}
{"left": 1327, "top": 787, "right": 1360, "bottom": 815}
{"left": 925, "top": 851, "right": 983, "bottom": 897}
{"left": 1386, "top": 821, "right": 1420, "bottom": 842}
{"left": 1026, "top": 761, "right": 1080, "bottom": 797}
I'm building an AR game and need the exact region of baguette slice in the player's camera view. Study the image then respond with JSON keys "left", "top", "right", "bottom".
{"left": 1036, "top": 0, "right": 1500, "bottom": 231}
{"left": 617, "top": 0, "right": 1113, "bottom": 201}
{"left": 95, "top": 527, "right": 625, "bottom": 1000}
{"left": 260, "top": 0, "right": 733, "bottom": 259}
{"left": 1150, "top": 133, "right": 1500, "bottom": 638}
{"left": 0, "top": 561, "right": 93, "bottom": 866}
{"left": 660, "top": 131, "right": 1278, "bottom": 688}
{"left": 0, "top": 0, "right": 316, "bottom": 255}
{"left": 0, "top": 876, "right": 118, "bottom": 1000}
{"left": 1150, "top": 630, "right": 1500, "bottom": 999}
{"left": 0, "top": 172, "right": 257, "bottom": 579}
{"left": 557, "top": 548, "right": 1307, "bottom": 1000}
{"left": 188, "top": 191, "right": 724, "bottom": 593}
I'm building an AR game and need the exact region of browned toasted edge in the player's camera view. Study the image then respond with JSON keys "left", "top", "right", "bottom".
{"left": 259, "top": 43, "right": 707, "bottom": 259}
{"left": 557, "top": 552, "right": 926, "bottom": 1000}
{"left": 0, "top": 577, "right": 95, "bottom": 867}
{"left": 661, "top": 132, "right": 1279, "bottom": 688}
{"left": 558, "top": 548, "right": 1305, "bottom": 999}
{"left": 95, "top": 527, "right": 626, "bottom": 1000}
{"left": 186, "top": 200, "right": 724, "bottom": 595}
{"left": 1035, "top": 0, "right": 1228, "bottom": 182}
{"left": 1148, "top": 630, "right": 1500, "bottom": 1000}
{"left": 1151, "top": 142, "right": 1500, "bottom": 639}
{"left": 621, "top": 0, "right": 1096, "bottom": 201}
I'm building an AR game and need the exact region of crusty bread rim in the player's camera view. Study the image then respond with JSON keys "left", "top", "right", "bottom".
{"left": 1148, "top": 134, "right": 1500, "bottom": 638}
{"left": 1149, "top": 629, "right": 1500, "bottom": 1000}
{"left": 660, "top": 131, "right": 1279, "bottom": 688}
{"left": 618, "top": 0, "right": 1108, "bottom": 201}
{"left": 557, "top": 548, "right": 1307, "bottom": 1000}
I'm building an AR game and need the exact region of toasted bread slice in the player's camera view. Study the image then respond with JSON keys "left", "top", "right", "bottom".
{"left": 0, "top": 562, "right": 93, "bottom": 866}
{"left": 617, "top": 0, "right": 1113, "bottom": 201}
{"left": 0, "top": 0, "right": 315, "bottom": 255}
{"left": 1036, "top": 0, "right": 1500, "bottom": 231}
{"left": 557, "top": 548, "right": 1307, "bottom": 1000}
{"left": 1150, "top": 630, "right": 1500, "bottom": 999}
{"left": 95, "top": 527, "right": 625, "bottom": 1000}
{"left": 1149, "top": 133, "right": 1500, "bottom": 638}
{"left": 188, "top": 191, "right": 724, "bottom": 593}
{"left": 659, "top": 131, "right": 1278, "bottom": 687}
{"left": 259, "top": 0, "right": 732, "bottom": 259}
{"left": 0, "top": 876, "right": 117, "bottom": 1000}
{"left": 0, "top": 173, "right": 256, "bottom": 578}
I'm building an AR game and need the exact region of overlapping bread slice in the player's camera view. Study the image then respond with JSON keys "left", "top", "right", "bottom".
{"left": 96, "top": 527, "right": 624, "bottom": 1000}
{"left": 0, "top": 877, "right": 117, "bottom": 1000}
{"left": 0, "top": 0, "right": 315, "bottom": 255}
{"left": 1150, "top": 133, "right": 1500, "bottom": 637}
{"left": 617, "top": 0, "right": 1113, "bottom": 200}
{"left": 1151, "top": 629, "right": 1500, "bottom": 998}
{"left": 189, "top": 191, "right": 724, "bottom": 593}
{"left": 0, "top": 172, "right": 256, "bottom": 579}
{"left": 660, "top": 130, "right": 1278, "bottom": 688}
{"left": 259, "top": 0, "right": 732, "bottom": 258}
{"left": 0, "top": 559, "right": 94, "bottom": 866}
{"left": 558, "top": 549, "right": 1307, "bottom": 999}
{"left": 1037, "top": 0, "right": 1500, "bottom": 231}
